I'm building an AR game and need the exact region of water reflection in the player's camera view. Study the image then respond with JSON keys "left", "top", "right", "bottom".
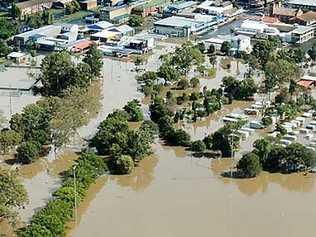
{"left": 111, "top": 155, "right": 158, "bottom": 192}
{"left": 211, "top": 159, "right": 315, "bottom": 196}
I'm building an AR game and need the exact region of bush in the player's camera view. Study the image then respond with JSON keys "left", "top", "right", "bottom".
{"left": 190, "top": 77, "right": 200, "bottom": 88}
{"left": 123, "top": 99, "right": 143, "bottom": 122}
{"left": 262, "top": 116, "right": 273, "bottom": 127}
{"left": 208, "top": 68, "right": 216, "bottom": 78}
{"left": 177, "top": 79, "right": 190, "bottom": 90}
{"left": 114, "top": 155, "right": 134, "bottom": 174}
{"left": 168, "top": 129, "right": 191, "bottom": 146}
{"left": 128, "top": 14, "right": 144, "bottom": 27}
{"left": 17, "top": 141, "right": 41, "bottom": 164}
{"left": 237, "top": 152, "right": 262, "bottom": 178}
{"left": 191, "top": 140, "right": 206, "bottom": 152}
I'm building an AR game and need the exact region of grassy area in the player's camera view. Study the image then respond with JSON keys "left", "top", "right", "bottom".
{"left": 53, "top": 10, "right": 94, "bottom": 24}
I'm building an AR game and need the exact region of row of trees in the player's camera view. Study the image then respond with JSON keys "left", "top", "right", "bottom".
{"left": 222, "top": 76, "right": 258, "bottom": 101}
{"left": 236, "top": 139, "right": 316, "bottom": 178}
{"left": 17, "top": 152, "right": 108, "bottom": 237}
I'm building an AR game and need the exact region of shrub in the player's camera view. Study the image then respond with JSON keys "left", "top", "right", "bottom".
{"left": 190, "top": 77, "right": 200, "bottom": 88}
{"left": 114, "top": 155, "right": 134, "bottom": 174}
{"left": 177, "top": 79, "right": 190, "bottom": 90}
{"left": 191, "top": 140, "right": 206, "bottom": 152}
{"left": 237, "top": 152, "right": 262, "bottom": 178}
{"left": 262, "top": 116, "right": 273, "bottom": 127}
{"left": 16, "top": 141, "right": 41, "bottom": 164}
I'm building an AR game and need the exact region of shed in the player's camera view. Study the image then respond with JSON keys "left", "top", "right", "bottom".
{"left": 7, "top": 52, "right": 27, "bottom": 64}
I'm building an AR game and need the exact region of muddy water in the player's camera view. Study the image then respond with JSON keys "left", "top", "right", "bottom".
{"left": 71, "top": 142, "right": 316, "bottom": 237}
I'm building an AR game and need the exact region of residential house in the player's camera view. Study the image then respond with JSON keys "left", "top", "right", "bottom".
{"left": 16, "top": 0, "right": 54, "bottom": 17}
{"left": 163, "top": 1, "right": 197, "bottom": 17}
{"left": 292, "top": 11, "right": 316, "bottom": 26}
{"left": 78, "top": 0, "right": 98, "bottom": 10}
{"left": 235, "top": 19, "right": 280, "bottom": 37}
{"left": 272, "top": 6, "right": 302, "bottom": 23}
{"left": 196, "top": 0, "right": 233, "bottom": 16}
{"left": 291, "top": 26, "right": 314, "bottom": 44}
{"left": 87, "top": 21, "right": 114, "bottom": 33}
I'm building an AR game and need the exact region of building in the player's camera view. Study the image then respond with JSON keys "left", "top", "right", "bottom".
{"left": 196, "top": 0, "right": 233, "bottom": 16}
{"left": 125, "top": 36, "right": 155, "bottom": 53}
{"left": 236, "top": 0, "right": 264, "bottom": 9}
{"left": 163, "top": 1, "right": 197, "bottom": 17}
{"left": 153, "top": 15, "right": 216, "bottom": 37}
{"left": 235, "top": 19, "right": 280, "bottom": 37}
{"left": 203, "top": 34, "right": 252, "bottom": 54}
{"left": 100, "top": 5, "right": 131, "bottom": 22}
{"left": 78, "top": 0, "right": 98, "bottom": 10}
{"left": 272, "top": 6, "right": 302, "bottom": 23}
{"left": 87, "top": 21, "right": 114, "bottom": 33}
{"left": 13, "top": 25, "right": 62, "bottom": 47}
{"left": 69, "top": 39, "right": 94, "bottom": 53}
{"left": 291, "top": 26, "right": 314, "bottom": 44}
{"left": 108, "top": 25, "right": 135, "bottom": 36}
{"left": 16, "top": 0, "right": 54, "bottom": 17}
{"left": 7, "top": 52, "right": 27, "bottom": 64}
{"left": 292, "top": 11, "right": 316, "bottom": 26}
{"left": 286, "top": 0, "right": 316, "bottom": 12}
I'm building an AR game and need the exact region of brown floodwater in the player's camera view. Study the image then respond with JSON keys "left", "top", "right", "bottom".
{"left": 70, "top": 142, "right": 316, "bottom": 237}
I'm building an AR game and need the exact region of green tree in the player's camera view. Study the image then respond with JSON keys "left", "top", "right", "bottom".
{"left": 0, "top": 39, "right": 11, "bottom": 57}
{"left": 83, "top": 44, "right": 103, "bottom": 78}
{"left": 0, "top": 129, "right": 22, "bottom": 154}
{"left": 0, "top": 168, "right": 28, "bottom": 219}
{"left": 10, "top": 3, "right": 21, "bottom": 20}
{"left": 18, "top": 224, "right": 53, "bottom": 237}
{"left": 261, "top": 116, "right": 273, "bottom": 127}
{"left": 237, "top": 152, "right": 262, "bottom": 178}
{"left": 208, "top": 44, "right": 215, "bottom": 54}
{"left": 114, "top": 155, "right": 134, "bottom": 174}
{"left": 128, "top": 14, "right": 144, "bottom": 27}
{"left": 0, "top": 18, "right": 18, "bottom": 40}
{"left": 16, "top": 141, "right": 41, "bottom": 164}
{"left": 220, "top": 41, "right": 231, "bottom": 55}
{"left": 196, "top": 42, "right": 205, "bottom": 53}
{"left": 123, "top": 99, "right": 143, "bottom": 122}
{"left": 190, "top": 77, "right": 200, "bottom": 88}
{"left": 209, "top": 55, "right": 217, "bottom": 67}
{"left": 177, "top": 78, "right": 190, "bottom": 90}
{"left": 191, "top": 140, "right": 206, "bottom": 152}
{"left": 158, "top": 63, "right": 180, "bottom": 82}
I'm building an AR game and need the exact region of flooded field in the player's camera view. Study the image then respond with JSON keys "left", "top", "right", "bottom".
{"left": 71, "top": 142, "right": 316, "bottom": 237}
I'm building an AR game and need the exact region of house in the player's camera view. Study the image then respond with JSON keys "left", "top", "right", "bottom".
{"left": 203, "top": 34, "right": 252, "bottom": 54}
{"left": 108, "top": 25, "right": 135, "bottom": 36}
{"left": 90, "top": 30, "right": 120, "bottom": 42}
{"left": 196, "top": 0, "right": 233, "bottom": 16}
{"left": 235, "top": 20, "right": 280, "bottom": 37}
{"left": 272, "top": 6, "right": 302, "bottom": 23}
{"left": 78, "top": 0, "right": 97, "bottom": 10}
{"left": 69, "top": 39, "right": 94, "bottom": 53}
{"left": 7, "top": 52, "right": 27, "bottom": 64}
{"left": 100, "top": 5, "right": 131, "bottom": 22}
{"left": 13, "top": 25, "right": 62, "bottom": 46}
{"left": 286, "top": 0, "right": 316, "bottom": 12}
{"left": 163, "top": 1, "right": 197, "bottom": 17}
{"left": 297, "top": 75, "right": 316, "bottom": 89}
{"left": 125, "top": 36, "right": 155, "bottom": 53}
{"left": 16, "top": 0, "right": 54, "bottom": 17}
{"left": 56, "top": 24, "right": 79, "bottom": 42}
{"left": 87, "top": 21, "right": 114, "bottom": 33}
{"left": 153, "top": 15, "right": 216, "bottom": 37}
{"left": 291, "top": 25, "right": 314, "bottom": 44}
{"left": 292, "top": 11, "right": 316, "bottom": 26}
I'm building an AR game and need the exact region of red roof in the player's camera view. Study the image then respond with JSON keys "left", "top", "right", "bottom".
{"left": 262, "top": 16, "right": 279, "bottom": 24}
{"left": 72, "top": 40, "right": 94, "bottom": 52}
{"left": 297, "top": 79, "right": 314, "bottom": 89}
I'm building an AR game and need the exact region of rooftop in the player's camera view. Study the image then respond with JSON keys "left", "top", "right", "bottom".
{"left": 292, "top": 25, "right": 314, "bottom": 35}
{"left": 154, "top": 16, "right": 200, "bottom": 28}
{"left": 273, "top": 7, "right": 299, "bottom": 17}
{"left": 296, "top": 11, "right": 316, "bottom": 22}
{"left": 16, "top": 0, "right": 53, "bottom": 9}
{"left": 288, "top": 0, "right": 316, "bottom": 7}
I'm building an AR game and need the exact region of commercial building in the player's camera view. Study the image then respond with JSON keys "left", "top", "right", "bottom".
{"left": 235, "top": 19, "right": 280, "bottom": 37}
{"left": 291, "top": 26, "right": 314, "bottom": 44}
{"left": 286, "top": 0, "right": 316, "bottom": 12}
{"left": 153, "top": 15, "right": 216, "bottom": 37}
{"left": 13, "top": 25, "right": 62, "bottom": 47}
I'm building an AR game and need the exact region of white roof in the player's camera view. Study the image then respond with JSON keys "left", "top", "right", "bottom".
{"left": 288, "top": 0, "right": 316, "bottom": 7}
{"left": 91, "top": 30, "right": 119, "bottom": 38}
{"left": 116, "top": 25, "right": 134, "bottom": 34}
{"left": 154, "top": 16, "right": 200, "bottom": 28}
{"left": 204, "top": 37, "right": 224, "bottom": 44}
{"left": 7, "top": 52, "right": 25, "bottom": 58}
{"left": 90, "top": 21, "right": 113, "bottom": 29}
{"left": 302, "top": 75, "right": 316, "bottom": 81}
{"left": 241, "top": 20, "right": 268, "bottom": 30}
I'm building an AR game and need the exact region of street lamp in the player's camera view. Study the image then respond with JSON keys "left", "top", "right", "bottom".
{"left": 73, "top": 165, "right": 77, "bottom": 226}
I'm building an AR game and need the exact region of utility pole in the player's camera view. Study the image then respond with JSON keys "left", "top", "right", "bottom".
{"left": 73, "top": 165, "right": 77, "bottom": 226}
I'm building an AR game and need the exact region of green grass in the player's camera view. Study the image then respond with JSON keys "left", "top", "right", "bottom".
{"left": 53, "top": 10, "right": 93, "bottom": 24}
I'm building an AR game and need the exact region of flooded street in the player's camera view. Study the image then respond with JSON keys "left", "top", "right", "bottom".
{"left": 71, "top": 142, "right": 316, "bottom": 237}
